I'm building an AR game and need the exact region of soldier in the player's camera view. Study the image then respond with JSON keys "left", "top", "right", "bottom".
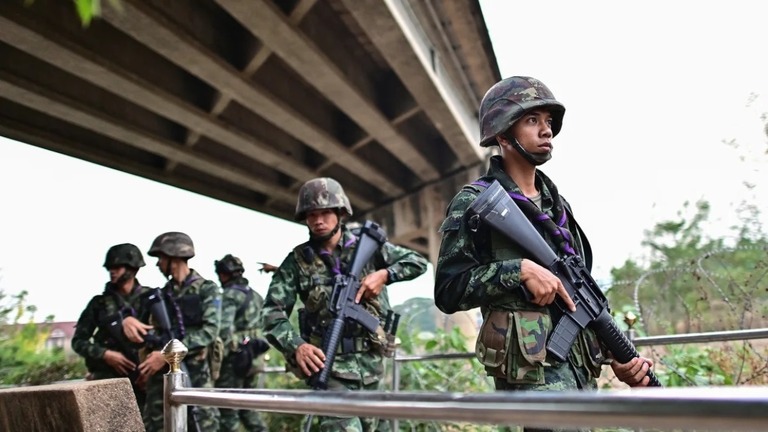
{"left": 262, "top": 177, "right": 429, "bottom": 432}
{"left": 434, "top": 76, "right": 653, "bottom": 432}
{"left": 72, "top": 243, "right": 149, "bottom": 412}
{"left": 214, "top": 254, "right": 269, "bottom": 432}
{"left": 122, "top": 231, "right": 223, "bottom": 432}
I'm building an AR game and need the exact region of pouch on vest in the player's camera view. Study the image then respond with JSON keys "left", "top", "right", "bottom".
{"left": 178, "top": 293, "right": 204, "bottom": 327}
{"left": 476, "top": 310, "right": 512, "bottom": 378}
{"left": 507, "top": 310, "right": 552, "bottom": 385}
{"left": 209, "top": 336, "right": 225, "bottom": 381}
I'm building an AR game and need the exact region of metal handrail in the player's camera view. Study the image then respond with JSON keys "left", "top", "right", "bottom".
{"left": 160, "top": 327, "right": 768, "bottom": 430}
{"left": 392, "top": 327, "right": 768, "bottom": 363}
{"left": 167, "top": 383, "right": 768, "bottom": 431}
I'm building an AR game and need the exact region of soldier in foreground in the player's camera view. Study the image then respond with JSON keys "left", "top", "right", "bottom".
{"left": 121, "top": 232, "right": 223, "bottom": 432}
{"left": 434, "top": 76, "right": 653, "bottom": 432}
{"left": 262, "top": 177, "right": 429, "bottom": 431}
{"left": 214, "top": 254, "right": 269, "bottom": 432}
{"left": 72, "top": 243, "right": 149, "bottom": 412}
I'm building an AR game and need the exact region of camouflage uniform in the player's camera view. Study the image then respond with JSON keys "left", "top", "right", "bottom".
{"left": 72, "top": 281, "right": 150, "bottom": 410}
{"left": 434, "top": 77, "right": 607, "bottom": 432}
{"left": 141, "top": 232, "right": 223, "bottom": 432}
{"left": 263, "top": 177, "right": 429, "bottom": 432}
{"left": 72, "top": 243, "right": 149, "bottom": 412}
{"left": 215, "top": 254, "right": 268, "bottom": 432}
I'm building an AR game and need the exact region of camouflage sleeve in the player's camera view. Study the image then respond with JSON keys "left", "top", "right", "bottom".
{"left": 185, "top": 280, "right": 222, "bottom": 351}
{"left": 262, "top": 253, "right": 305, "bottom": 357}
{"left": 219, "top": 288, "right": 239, "bottom": 347}
{"left": 71, "top": 295, "right": 106, "bottom": 361}
{"left": 251, "top": 290, "right": 265, "bottom": 334}
{"left": 434, "top": 189, "right": 523, "bottom": 314}
{"left": 379, "top": 241, "right": 429, "bottom": 283}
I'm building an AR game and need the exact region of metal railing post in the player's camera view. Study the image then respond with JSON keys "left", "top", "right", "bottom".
{"left": 392, "top": 338, "right": 401, "bottom": 431}
{"left": 624, "top": 311, "right": 637, "bottom": 342}
{"left": 163, "top": 339, "right": 189, "bottom": 432}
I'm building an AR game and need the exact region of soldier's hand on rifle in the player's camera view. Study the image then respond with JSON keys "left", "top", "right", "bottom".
{"left": 138, "top": 350, "right": 167, "bottom": 378}
{"left": 520, "top": 259, "right": 576, "bottom": 312}
{"left": 610, "top": 356, "right": 654, "bottom": 387}
{"left": 295, "top": 342, "right": 326, "bottom": 377}
{"left": 103, "top": 349, "right": 137, "bottom": 376}
{"left": 122, "top": 316, "right": 153, "bottom": 343}
{"left": 356, "top": 269, "right": 388, "bottom": 303}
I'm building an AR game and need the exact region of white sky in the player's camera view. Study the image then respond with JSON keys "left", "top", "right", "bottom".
{"left": 1, "top": 0, "right": 767, "bottom": 322}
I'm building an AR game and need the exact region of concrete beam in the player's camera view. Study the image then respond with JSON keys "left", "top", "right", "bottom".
{"left": 340, "top": 0, "right": 485, "bottom": 167}
{"left": 216, "top": 0, "right": 440, "bottom": 182}
{"left": 100, "top": 0, "right": 405, "bottom": 198}
{"left": 0, "top": 13, "right": 322, "bottom": 193}
{"left": 176, "top": 0, "right": 318, "bottom": 172}
{"left": 0, "top": 73, "right": 298, "bottom": 205}
{"left": 0, "top": 117, "right": 295, "bottom": 219}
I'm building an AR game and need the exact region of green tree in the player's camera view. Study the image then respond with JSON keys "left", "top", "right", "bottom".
{"left": 0, "top": 288, "right": 87, "bottom": 386}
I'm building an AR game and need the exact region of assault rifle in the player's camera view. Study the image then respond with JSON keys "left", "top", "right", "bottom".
{"left": 102, "top": 310, "right": 141, "bottom": 383}
{"left": 141, "top": 288, "right": 175, "bottom": 351}
{"left": 307, "top": 220, "right": 388, "bottom": 390}
{"left": 141, "top": 288, "right": 203, "bottom": 431}
{"left": 469, "top": 180, "right": 661, "bottom": 387}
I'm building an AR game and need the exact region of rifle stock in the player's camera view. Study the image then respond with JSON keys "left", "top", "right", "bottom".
{"left": 469, "top": 180, "right": 661, "bottom": 387}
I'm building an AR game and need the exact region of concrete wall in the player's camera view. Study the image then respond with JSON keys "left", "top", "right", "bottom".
{"left": 0, "top": 379, "right": 143, "bottom": 432}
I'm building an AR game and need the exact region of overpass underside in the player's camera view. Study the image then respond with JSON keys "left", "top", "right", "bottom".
{"left": 0, "top": 0, "right": 500, "bottom": 261}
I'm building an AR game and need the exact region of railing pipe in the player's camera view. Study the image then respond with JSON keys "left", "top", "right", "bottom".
{"left": 634, "top": 328, "right": 768, "bottom": 346}
{"left": 169, "top": 386, "right": 768, "bottom": 431}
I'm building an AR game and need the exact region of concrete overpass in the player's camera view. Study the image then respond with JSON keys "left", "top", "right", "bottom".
{"left": 0, "top": 0, "right": 500, "bottom": 262}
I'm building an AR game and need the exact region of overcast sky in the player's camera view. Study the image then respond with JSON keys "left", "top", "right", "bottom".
{"left": 1, "top": 0, "right": 767, "bottom": 322}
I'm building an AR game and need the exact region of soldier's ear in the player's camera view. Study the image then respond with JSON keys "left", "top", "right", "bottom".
{"left": 495, "top": 134, "right": 508, "bottom": 147}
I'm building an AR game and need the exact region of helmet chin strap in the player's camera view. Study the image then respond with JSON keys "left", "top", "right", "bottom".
{"left": 309, "top": 221, "right": 341, "bottom": 244}
{"left": 115, "top": 268, "right": 136, "bottom": 288}
{"left": 507, "top": 135, "right": 552, "bottom": 166}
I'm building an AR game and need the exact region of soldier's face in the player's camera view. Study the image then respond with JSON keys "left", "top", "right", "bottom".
{"left": 509, "top": 108, "right": 554, "bottom": 155}
{"left": 107, "top": 266, "right": 126, "bottom": 284}
{"left": 306, "top": 208, "right": 338, "bottom": 236}
{"left": 156, "top": 255, "right": 172, "bottom": 277}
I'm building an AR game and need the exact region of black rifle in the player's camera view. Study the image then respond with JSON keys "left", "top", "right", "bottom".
{"left": 101, "top": 310, "right": 141, "bottom": 384}
{"left": 141, "top": 287, "right": 203, "bottom": 431}
{"left": 469, "top": 180, "right": 661, "bottom": 387}
{"left": 141, "top": 288, "right": 175, "bottom": 351}
{"left": 307, "top": 220, "right": 388, "bottom": 390}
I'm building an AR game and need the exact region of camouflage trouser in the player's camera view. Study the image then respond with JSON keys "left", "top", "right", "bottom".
{"left": 143, "top": 355, "right": 220, "bottom": 432}
{"left": 215, "top": 355, "right": 267, "bottom": 431}
{"left": 303, "top": 377, "right": 380, "bottom": 432}
{"left": 494, "top": 361, "right": 595, "bottom": 432}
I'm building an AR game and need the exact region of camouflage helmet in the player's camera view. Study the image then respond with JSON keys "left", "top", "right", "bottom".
{"left": 478, "top": 76, "right": 566, "bottom": 147}
{"left": 103, "top": 243, "right": 146, "bottom": 269}
{"left": 147, "top": 232, "right": 195, "bottom": 259}
{"left": 294, "top": 177, "right": 353, "bottom": 221}
{"left": 214, "top": 254, "right": 244, "bottom": 275}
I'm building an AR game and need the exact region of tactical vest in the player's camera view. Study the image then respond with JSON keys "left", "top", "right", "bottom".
{"left": 463, "top": 182, "right": 605, "bottom": 382}
{"left": 292, "top": 241, "right": 384, "bottom": 354}
{"left": 173, "top": 275, "right": 208, "bottom": 328}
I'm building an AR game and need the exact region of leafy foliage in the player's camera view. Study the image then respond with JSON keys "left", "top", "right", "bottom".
{"left": 0, "top": 289, "right": 87, "bottom": 386}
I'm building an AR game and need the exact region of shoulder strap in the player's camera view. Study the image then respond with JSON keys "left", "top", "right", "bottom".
{"left": 235, "top": 288, "right": 254, "bottom": 320}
